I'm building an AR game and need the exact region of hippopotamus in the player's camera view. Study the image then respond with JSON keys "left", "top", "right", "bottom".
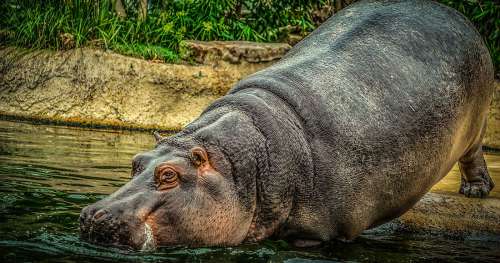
{"left": 80, "top": 0, "right": 495, "bottom": 250}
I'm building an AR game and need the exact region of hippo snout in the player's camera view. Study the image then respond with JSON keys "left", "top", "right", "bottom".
{"left": 79, "top": 203, "right": 152, "bottom": 250}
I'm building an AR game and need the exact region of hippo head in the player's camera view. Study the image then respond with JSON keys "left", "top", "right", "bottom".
{"left": 79, "top": 131, "right": 257, "bottom": 250}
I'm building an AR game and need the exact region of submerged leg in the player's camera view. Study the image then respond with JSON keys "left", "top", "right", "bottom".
{"left": 458, "top": 144, "right": 495, "bottom": 198}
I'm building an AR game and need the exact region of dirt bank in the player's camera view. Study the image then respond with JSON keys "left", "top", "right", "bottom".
{"left": 0, "top": 43, "right": 288, "bottom": 131}
{"left": 0, "top": 45, "right": 499, "bottom": 149}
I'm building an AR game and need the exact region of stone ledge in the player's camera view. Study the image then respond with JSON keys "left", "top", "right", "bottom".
{"left": 0, "top": 112, "right": 168, "bottom": 132}
{"left": 184, "top": 40, "right": 291, "bottom": 64}
{"left": 0, "top": 46, "right": 274, "bottom": 131}
{"left": 395, "top": 192, "right": 500, "bottom": 237}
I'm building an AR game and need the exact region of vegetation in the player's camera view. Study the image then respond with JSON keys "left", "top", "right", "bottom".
{"left": 0, "top": 0, "right": 336, "bottom": 62}
{"left": 437, "top": 0, "right": 499, "bottom": 74}
{"left": 0, "top": 0, "right": 498, "bottom": 71}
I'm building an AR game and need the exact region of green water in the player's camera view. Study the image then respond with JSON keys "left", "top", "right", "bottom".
{"left": 0, "top": 120, "right": 499, "bottom": 262}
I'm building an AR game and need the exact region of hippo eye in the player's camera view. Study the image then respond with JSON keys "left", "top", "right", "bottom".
{"left": 155, "top": 165, "right": 179, "bottom": 190}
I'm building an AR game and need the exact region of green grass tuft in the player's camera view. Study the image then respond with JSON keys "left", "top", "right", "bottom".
{"left": 111, "top": 43, "right": 179, "bottom": 62}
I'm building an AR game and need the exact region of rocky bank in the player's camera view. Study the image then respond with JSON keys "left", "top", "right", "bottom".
{"left": 0, "top": 43, "right": 289, "bottom": 131}
{"left": 0, "top": 44, "right": 499, "bottom": 149}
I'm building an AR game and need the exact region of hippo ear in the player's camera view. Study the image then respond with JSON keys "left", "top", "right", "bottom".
{"left": 190, "top": 147, "right": 209, "bottom": 167}
{"left": 153, "top": 131, "right": 163, "bottom": 142}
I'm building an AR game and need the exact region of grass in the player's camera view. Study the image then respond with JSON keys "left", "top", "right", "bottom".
{"left": 0, "top": 0, "right": 498, "bottom": 72}
{"left": 0, "top": 0, "right": 327, "bottom": 63}
{"left": 438, "top": 0, "right": 499, "bottom": 75}
{"left": 111, "top": 43, "right": 179, "bottom": 61}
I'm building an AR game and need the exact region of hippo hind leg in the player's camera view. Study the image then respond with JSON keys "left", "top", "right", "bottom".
{"left": 458, "top": 143, "right": 495, "bottom": 198}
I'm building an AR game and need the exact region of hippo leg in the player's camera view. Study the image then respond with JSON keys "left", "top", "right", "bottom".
{"left": 458, "top": 143, "right": 495, "bottom": 198}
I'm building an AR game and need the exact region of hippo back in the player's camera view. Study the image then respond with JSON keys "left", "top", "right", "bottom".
{"left": 229, "top": 0, "right": 494, "bottom": 237}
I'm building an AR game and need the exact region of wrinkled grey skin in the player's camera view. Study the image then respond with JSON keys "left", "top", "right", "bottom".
{"left": 80, "top": 0, "right": 495, "bottom": 250}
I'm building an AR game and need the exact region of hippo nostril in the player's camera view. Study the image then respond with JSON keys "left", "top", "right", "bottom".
{"left": 93, "top": 209, "right": 109, "bottom": 222}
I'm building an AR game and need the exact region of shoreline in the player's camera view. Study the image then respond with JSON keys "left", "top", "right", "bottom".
{"left": 1, "top": 45, "right": 499, "bottom": 149}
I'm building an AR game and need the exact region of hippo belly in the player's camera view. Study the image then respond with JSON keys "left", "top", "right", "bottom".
{"left": 80, "top": 0, "right": 495, "bottom": 249}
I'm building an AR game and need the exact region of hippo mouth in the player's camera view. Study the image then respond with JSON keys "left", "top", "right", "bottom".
{"left": 79, "top": 206, "right": 157, "bottom": 251}
{"left": 80, "top": 221, "right": 156, "bottom": 250}
{"left": 141, "top": 222, "right": 156, "bottom": 251}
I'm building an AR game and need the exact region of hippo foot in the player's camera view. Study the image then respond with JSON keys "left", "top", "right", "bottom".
{"left": 459, "top": 169, "right": 494, "bottom": 198}
{"left": 458, "top": 143, "right": 495, "bottom": 198}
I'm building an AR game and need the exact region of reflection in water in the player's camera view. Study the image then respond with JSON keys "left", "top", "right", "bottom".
{"left": 0, "top": 120, "right": 499, "bottom": 262}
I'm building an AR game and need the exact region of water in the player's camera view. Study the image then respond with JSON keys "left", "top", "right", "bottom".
{"left": 0, "top": 119, "right": 499, "bottom": 262}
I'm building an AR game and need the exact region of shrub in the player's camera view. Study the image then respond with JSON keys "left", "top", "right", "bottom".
{"left": 0, "top": 0, "right": 498, "bottom": 72}
{"left": 438, "top": 0, "right": 499, "bottom": 74}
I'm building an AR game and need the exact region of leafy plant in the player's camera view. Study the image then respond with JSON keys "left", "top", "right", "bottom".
{"left": 437, "top": 0, "right": 499, "bottom": 74}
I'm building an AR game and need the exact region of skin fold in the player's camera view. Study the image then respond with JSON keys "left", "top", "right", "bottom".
{"left": 80, "top": 0, "right": 495, "bottom": 249}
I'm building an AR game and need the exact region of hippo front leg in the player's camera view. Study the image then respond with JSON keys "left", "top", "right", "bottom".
{"left": 458, "top": 143, "right": 495, "bottom": 198}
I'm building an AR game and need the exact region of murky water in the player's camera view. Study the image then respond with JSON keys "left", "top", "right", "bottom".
{"left": 1, "top": 119, "right": 499, "bottom": 262}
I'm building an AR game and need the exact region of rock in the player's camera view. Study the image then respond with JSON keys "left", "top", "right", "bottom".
{"left": 0, "top": 46, "right": 275, "bottom": 131}
{"left": 59, "top": 33, "right": 75, "bottom": 50}
{"left": 396, "top": 192, "right": 500, "bottom": 236}
{"left": 183, "top": 40, "right": 291, "bottom": 64}
{"left": 285, "top": 34, "right": 303, "bottom": 46}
